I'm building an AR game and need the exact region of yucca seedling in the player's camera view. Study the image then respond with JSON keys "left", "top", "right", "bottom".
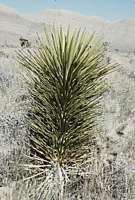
{"left": 18, "top": 26, "right": 114, "bottom": 199}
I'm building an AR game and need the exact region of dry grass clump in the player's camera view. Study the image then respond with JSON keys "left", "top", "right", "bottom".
{"left": 1, "top": 144, "right": 134, "bottom": 200}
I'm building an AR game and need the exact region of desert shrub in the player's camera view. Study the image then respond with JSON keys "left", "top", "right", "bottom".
{"left": 17, "top": 26, "right": 114, "bottom": 199}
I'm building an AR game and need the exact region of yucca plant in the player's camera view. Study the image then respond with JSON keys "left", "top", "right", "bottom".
{"left": 18, "top": 26, "right": 114, "bottom": 199}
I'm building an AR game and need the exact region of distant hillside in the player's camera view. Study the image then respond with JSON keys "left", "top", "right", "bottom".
{"left": 0, "top": 5, "right": 135, "bottom": 51}
{"left": 0, "top": 4, "right": 43, "bottom": 46}
{"left": 33, "top": 9, "right": 135, "bottom": 52}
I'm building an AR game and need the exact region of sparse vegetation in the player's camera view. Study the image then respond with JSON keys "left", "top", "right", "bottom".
{"left": 19, "top": 37, "right": 31, "bottom": 48}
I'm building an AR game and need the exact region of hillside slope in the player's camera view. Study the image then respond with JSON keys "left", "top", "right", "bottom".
{"left": 0, "top": 6, "right": 135, "bottom": 51}
{"left": 25, "top": 9, "right": 135, "bottom": 51}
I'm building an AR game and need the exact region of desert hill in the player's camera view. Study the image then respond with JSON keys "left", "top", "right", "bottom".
{"left": 0, "top": 4, "right": 43, "bottom": 46}
{"left": 0, "top": 6, "right": 135, "bottom": 51}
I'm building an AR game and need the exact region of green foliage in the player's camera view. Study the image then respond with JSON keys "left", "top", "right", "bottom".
{"left": 18, "top": 26, "right": 113, "bottom": 168}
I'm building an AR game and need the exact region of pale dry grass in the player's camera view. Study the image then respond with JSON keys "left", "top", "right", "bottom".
{"left": 0, "top": 136, "right": 135, "bottom": 200}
